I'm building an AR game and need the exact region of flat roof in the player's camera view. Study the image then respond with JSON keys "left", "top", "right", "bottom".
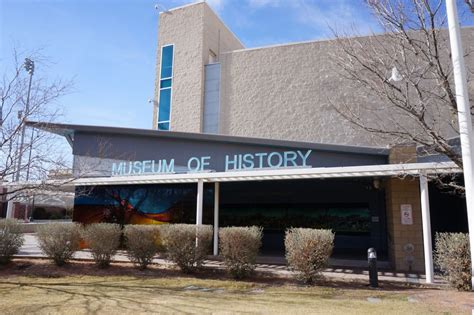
{"left": 27, "top": 121, "right": 390, "bottom": 156}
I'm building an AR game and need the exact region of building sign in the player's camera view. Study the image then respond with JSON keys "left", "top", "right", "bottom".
{"left": 400, "top": 204, "right": 413, "bottom": 225}
{"left": 111, "top": 149, "right": 312, "bottom": 176}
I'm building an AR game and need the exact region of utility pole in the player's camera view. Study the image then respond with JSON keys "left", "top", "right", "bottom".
{"left": 446, "top": 0, "right": 474, "bottom": 289}
{"left": 15, "top": 58, "right": 35, "bottom": 182}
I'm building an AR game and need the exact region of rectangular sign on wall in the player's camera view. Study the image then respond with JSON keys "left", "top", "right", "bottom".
{"left": 400, "top": 204, "right": 413, "bottom": 225}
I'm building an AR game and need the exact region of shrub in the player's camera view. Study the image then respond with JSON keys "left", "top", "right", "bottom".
{"left": 219, "top": 226, "right": 262, "bottom": 279}
{"left": 285, "top": 228, "right": 335, "bottom": 284}
{"left": 124, "top": 225, "right": 162, "bottom": 269}
{"left": 37, "top": 223, "right": 81, "bottom": 266}
{"left": 160, "top": 224, "right": 212, "bottom": 273}
{"left": 81, "top": 223, "right": 121, "bottom": 268}
{"left": 434, "top": 232, "right": 471, "bottom": 291}
{"left": 0, "top": 219, "right": 24, "bottom": 265}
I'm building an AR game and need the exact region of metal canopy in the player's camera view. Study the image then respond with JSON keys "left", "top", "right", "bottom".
{"left": 71, "top": 161, "right": 461, "bottom": 186}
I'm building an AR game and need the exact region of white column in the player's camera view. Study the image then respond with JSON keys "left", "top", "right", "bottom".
{"left": 6, "top": 187, "right": 14, "bottom": 219}
{"left": 446, "top": 0, "right": 474, "bottom": 288}
{"left": 419, "top": 174, "right": 434, "bottom": 284}
{"left": 196, "top": 179, "right": 204, "bottom": 226}
{"left": 6, "top": 200, "right": 14, "bottom": 219}
{"left": 213, "top": 182, "right": 220, "bottom": 256}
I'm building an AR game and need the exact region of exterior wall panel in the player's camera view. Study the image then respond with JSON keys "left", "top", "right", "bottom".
{"left": 203, "top": 63, "right": 221, "bottom": 133}
{"left": 219, "top": 29, "right": 474, "bottom": 147}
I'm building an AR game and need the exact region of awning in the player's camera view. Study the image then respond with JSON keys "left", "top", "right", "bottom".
{"left": 71, "top": 161, "right": 461, "bottom": 186}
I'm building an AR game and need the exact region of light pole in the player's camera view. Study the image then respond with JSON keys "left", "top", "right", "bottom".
{"left": 446, "top": 0, "right": 474, "bottom": 288}
{"left": 15, "top": 58, "right": 35, "bottom": 182}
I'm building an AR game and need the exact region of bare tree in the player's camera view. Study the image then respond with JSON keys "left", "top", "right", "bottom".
{"left": 0, "top": 49, "right": 73, "bottom": 201}
{"left": 330, "top": 0, "right": 473, "bottom": 190}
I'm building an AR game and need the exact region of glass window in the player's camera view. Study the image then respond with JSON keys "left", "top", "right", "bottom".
{"left": 158, "top": 121, "right": 170, "bottom": 131}
{"left": 158, "top": 88, "right": 171, "bottom": 123}
{"left": 160, "top": 45, "right": 174, "bottom": 78}
{"left": 158, "top": 44, "right": 174, "bottom": 131}
{"left": 160, "top": 79, "right": 172, "bottom": 89}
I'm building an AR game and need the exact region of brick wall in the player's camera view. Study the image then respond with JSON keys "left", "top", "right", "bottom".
{"left": 385, "top": 145, "right": 425, "bottom": 272}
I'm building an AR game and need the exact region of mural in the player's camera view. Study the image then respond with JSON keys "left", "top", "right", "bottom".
{"left": 74, "top": 184, "right": 211, "bottom": 226}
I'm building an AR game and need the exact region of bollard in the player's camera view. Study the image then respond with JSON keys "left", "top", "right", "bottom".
{"left": 368, "top": 248, "right": 378, "bottom": 288}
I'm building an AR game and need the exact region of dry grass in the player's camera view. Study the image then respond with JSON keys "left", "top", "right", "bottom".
{"left": 0, "top": 275, "right": 467, "bottom": 314}
{"left": 0, "top": 259, "right": 472, "bottom": 314}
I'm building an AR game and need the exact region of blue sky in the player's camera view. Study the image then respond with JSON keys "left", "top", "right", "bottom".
{"left": 0, "top": 0, "right": 380, "bottom": 130}
{"left": 0, "top": 0, "right": 471, "bottom": 130}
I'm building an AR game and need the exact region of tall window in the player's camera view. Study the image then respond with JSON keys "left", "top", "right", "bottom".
{"left": 158, "top": 45, "right": 174, "bottom": 130}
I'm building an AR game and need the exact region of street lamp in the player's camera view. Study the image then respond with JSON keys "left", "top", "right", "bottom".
{"left": 446, "top": 0, "right": 474, "bottom": 288}
{"left": 15, "top": 58, "right": 35, "bottom": 182}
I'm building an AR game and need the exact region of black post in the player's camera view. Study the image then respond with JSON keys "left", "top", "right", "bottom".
{"left": 368, "top": 247, "right": 378, "bottom": 288}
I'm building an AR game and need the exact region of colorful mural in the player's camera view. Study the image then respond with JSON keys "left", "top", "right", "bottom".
{"left": 74, "top": 184, "right": 202, "bottom": 226}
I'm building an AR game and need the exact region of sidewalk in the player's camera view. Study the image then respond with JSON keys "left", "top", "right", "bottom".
{"left": 17, "top": 234, "right": 443, "bottom": 286}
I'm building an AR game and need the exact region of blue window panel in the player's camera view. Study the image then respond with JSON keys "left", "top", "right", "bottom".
{"left": 158, "top": 121, "right": 170, "bottom": 131}
{"left": 160, "top": 79, "right": 172, "bottom": 89}
{"left": 160, "top": 45, "right": 174, "bottom": 78}
{"left": 158, "top": 88, "right": 171, "bottom": 123}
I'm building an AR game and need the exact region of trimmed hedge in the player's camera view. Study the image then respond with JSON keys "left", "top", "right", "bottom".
{"left": 81, "top": 223, "right": 122, "bottom": 268}
{"left": 124, "top": 225, "right": 162, "bottom": 270}
{"left": 37, "top": 223, "right": 81, "bottom": 266}
{"left": 219, "top": 226, "right": 262, "bottom": 279}
{"left": 0, "top": 219, "right": 24, "bottom": 264}
{"left": 435, "top": 232, "right": 471, "bottom": 291}
{"left": 285, "top": 228, "right": 335, "bottom": 284}
{"left": 161, "top": 224, "right": 212, "bottom": 273}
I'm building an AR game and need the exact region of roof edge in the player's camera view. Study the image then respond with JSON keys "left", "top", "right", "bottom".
{"left": 27, "top": 121, "right": 390, "bottom": 156}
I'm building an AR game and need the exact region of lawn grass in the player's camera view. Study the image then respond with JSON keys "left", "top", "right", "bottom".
{"left": 0, "top": 275, "right": 461, "bottom": 314}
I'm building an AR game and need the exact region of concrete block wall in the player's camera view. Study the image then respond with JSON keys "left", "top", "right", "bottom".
{"left": 153, "top": 2, "right": 243, "bottom": 132}
{"left": 385, "top": 145, "right": 425, "bottom": 272}
{"left": 153, "top": 3, "right": 205, "bottom": 133}
{"left": 153, "top": 2, "right": 474, "bottom": 149}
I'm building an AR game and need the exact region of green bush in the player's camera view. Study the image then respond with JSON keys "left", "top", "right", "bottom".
{"left": 37, "top": 223, "right": 81, "bottom": 266}
{"left": 285, "top": 228, "right": 335, "bottom": 284}
{"left": 81, "top": 223, "right": 121, "bottom": 268}
{"left": 161, "top": 224, "right": 212, "bottom": 273}
{"left": 434, "top": 232, "right": 471, "bottom": 291}
{"left": 219, "top": 226, "right": 262, "bottom": 279}
{"left": 0, "top": 219, "right": 24, "bottom": 265}
{"left": 124, "top": 225, "right": 162, "bottom": 270}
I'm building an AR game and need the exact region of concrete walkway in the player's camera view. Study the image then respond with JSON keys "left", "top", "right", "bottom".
{"left": 17, "top": 234, "right": 443, "bottom": 285}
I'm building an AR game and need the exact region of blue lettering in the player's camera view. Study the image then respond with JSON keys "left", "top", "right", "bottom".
{"left": 242, "top": 154, "right": 254, "bottom": 169}
{"left": 162, "top": 159, "right": 175, "bottom": 173}
{"left": 254, "top": 153, "right": 267, "bottom": 168}
{"left": 133, "top": 161, "right": 142, "bottom": 174}
{"left": 267, "top": 152, "right": 283, "bottom": 168}
{"left": 187, "top": 157, "right": 201, "bottom": 172}
{"left": 297, "top": 150, "right": 312, "bottom": 167}
{"left": 142, "top": 160, "right": 152, "bottom": 173}
{"left": 225, "top": 154, "right": 238, "bottom": 171}
{"left": 201, "top": 156, "right": 211, "bottom": 170}
{"left": 284, "top": 151, "right": 298, "bottom": 167}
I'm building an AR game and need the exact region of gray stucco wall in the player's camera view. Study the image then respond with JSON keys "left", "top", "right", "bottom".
{"left": 153, "top": 2, "right": 473, "bottom": 149}
{"left": 219, "top": 28, "right": 474, "bottom": 147}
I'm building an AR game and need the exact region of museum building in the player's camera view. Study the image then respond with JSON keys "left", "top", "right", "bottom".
{"left": 29, "top": 1, "right": 473, "bottom": 279}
